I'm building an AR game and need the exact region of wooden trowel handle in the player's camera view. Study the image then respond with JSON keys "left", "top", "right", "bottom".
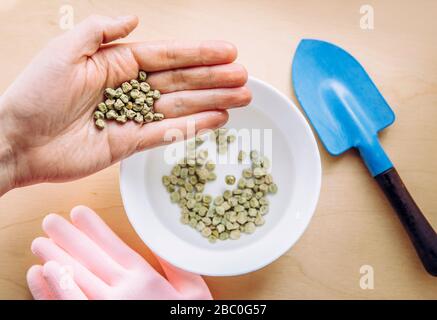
{"left": 375, "top": 167, "right": 437, "bottom": 276}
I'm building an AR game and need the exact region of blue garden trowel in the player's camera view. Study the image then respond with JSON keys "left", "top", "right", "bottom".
{"left": 292, "top": 39, "right": 437, "bottom": 276}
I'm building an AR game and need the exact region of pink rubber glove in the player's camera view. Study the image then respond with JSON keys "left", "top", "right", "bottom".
{"left": 27, "top": 206, "right": 212, "bottom": 300}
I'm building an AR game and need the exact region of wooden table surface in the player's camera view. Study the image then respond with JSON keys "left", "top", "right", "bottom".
{"left": 0, "top": 0, "right": 436, "bottom": 299}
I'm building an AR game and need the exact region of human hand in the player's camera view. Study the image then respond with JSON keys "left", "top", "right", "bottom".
{"left": 27, "top": 206, "right": 212, "bottom": 300}
{"left": 0, "top": 15, "right": 250, "bottom": 195}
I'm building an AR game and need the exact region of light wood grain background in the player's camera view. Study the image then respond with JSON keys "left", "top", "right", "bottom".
{"left": 0, "top": 0, "right": 436, "bottom": 299}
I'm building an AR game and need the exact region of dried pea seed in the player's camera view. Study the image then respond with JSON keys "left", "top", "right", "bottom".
{"left": 162, "top": 176, "right": 170, "bottom": 186}
{"left": 195, "top": 135, "right": 205, "bottom": 146}
{"left": 236, "top": 212, "right": 248, "bottom": 225}
{"left": 186, "top": 199, "right": 196, "bottom": 209}
{"left": 260, "top": 205, "right": 269, "bottom": 215}
{"left": 231, "top": 188, "right": 242, "bottom": 195}
{"left": 113, "top": 99, "right": 124, "bottom": 111}
{"left": 126, "top": 109, "right": 136, "bottom": 119}
{"left": 212, "top": 216, "right": 221, "bottom": 226}
{"left": 154, "top": 113, "right": 165, "bottom": 121}
{"left": 130, "top": 79, "right": 139, "bottom": 89}
{"left": 244, "top": 222, "right": 256, "bottom": 234}
{"left": 153, "top": 89, "right": 161, "bottom": 99}
{"left": 195, "top": 193, "right": 203, "bottom": 202}
{"left": 114, "top": 88, "right": 123, "bottom": 98}
{"left": 269, "top": 183, "right": 278, "bottom": 194}
{"left": 230, "top": 230, "right": 241, "bottom": 240}
{"left": 189, "top": 218, "right": 197, "bottom": 228}
{"left": 94, "top": 111, "right": 105, "bottom": 120}
{"left": 201, "top": 227, "right": 212, "bottom": 237}
{"left": 223, "top": 190, "right": 232, "bottom": 200}
{"left": 248, "top": 208, "right": 257, "bottom": 217}
{"left": 180, "top": 214, "right": 189, "bottom": 225}
{"left": 121, "top": 82, "right": 132, "bottom": 93}
{"left": 144, "top": 112, "right": 154, "bottom": 123}
{"left": 105, "top": 99, "right": 115, "bottom": 109}
{"left": 217, "top": 224, "right": 225, "bottom": 233}
{"left": 219, "top": 232, "right": 229, "bottom": 240}
{"left": 255, "top": 214, "right": 265, "bottom": 225}
{"left": 146, "top": 97, "right": 154, "bottom": 107}
{"left": 95, "top": 119, "right": 105, "bottom": 129}
{"left": 202, "top": 217, "right": 212, "bottom": 226}
{"left": 259, "top": 197, "right": 269, "bottom": 206}
{"left": 138, "top": 70, "right": 147, "bottom": 81}
{"left": 237, "top": 178, "right": 246, "bottom": 189}
{"left": 250, "top": 150, "right": 259, "bottom": 160}
{"left": 135, "top": 97, "right": 145, "bottom": 106}
{"left": 238, "top": 150, "right": 246, "bottom": 162}
{"left": 116, "top": 114, "right": 127, "bottom": 123}
{"left": 249, "top": 198, "right": 259, "bottom": 208}
{"left": 259, "top": 184, "right": 269, "bottom": 193}
{"left": 130, "top": 89, "right": 140, "bottom": 99}
{"left": 215, "top": 206, "right": 225, "bottom": 216}
{"left": 218, "top": 144, "right": 228, "bottom": 154}
{"left": 170, "top": 191, "right": 180, "bottom": 203}
{"left": 134, "top": 113, "right": 144, "bottom": 124}
{"left": 205, "top": 161, "right": 216, "bottom": 171}
{"left": 242, "top": 169, "right": 252, "bottom": 179}
{"left": 214, "top": 196, "right": 224, "bottom": 206}
{"left": 225, "top": 175, "right": 236, "bottom": 185}
{"left": 222, "top": 202, "right": 231, "bottom": 211}
{"left": 196, "top": 221, "right": 206, "bottom": 232}
{"left": 97, "top": 102, "right": 107, "bottom": 113}
{"left": 139, "top": 82, "right": 150, "bottom": 93}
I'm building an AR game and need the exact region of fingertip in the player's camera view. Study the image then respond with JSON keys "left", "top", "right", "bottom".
{"left": 116, "top": 14, "right": 138, "bottom": 24}
{"left": 221, "top": 41, "right": 238, "bottom": 62}
{"left": 232, "top": 63, "right": 249, "bottom": 85}
{"left": 26, "top": 264, "right": 53, "bottom": 300}
{"left": 31, "top": 237, "right": 49, "bottom": 255}
{"left": 240, "top": 85, "right": 252, "bottom": 105}
{"left": 202, "top": 110, "right": 229, "bottom": 128}
{"left": 115, "top": 14, "right": 139, "bottom": 33}
{"left": 42, "top": 213, "right": 62, "bottom": 233}
{"left": 217, "top": 109, "right": 229, "bottom": 126}
{"left": 202, "top": 40, "right": 238, "bottom": 64}
{"left": 42, "top": 261, "right": 61, "bottom": 278}
{"left": 70, "top": 205, "right": 95, "bottom": 223}
{"left": 27, "top": 265, "right": 43, "bottom": 282}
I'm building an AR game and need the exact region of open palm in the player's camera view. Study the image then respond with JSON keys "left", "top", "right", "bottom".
{"left": 0, "top": 15, "right": 250, "bottom": 189}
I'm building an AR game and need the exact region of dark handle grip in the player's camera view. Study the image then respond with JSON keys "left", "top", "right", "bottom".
{"left": 375, "top": 167, "right": 437, "bottom": 276}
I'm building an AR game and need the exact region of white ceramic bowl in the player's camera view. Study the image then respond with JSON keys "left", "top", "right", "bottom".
{"left": 120, "top": 77, "right": 321, "bottom": 276}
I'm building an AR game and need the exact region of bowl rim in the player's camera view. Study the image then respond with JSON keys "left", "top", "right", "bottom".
{"left": 120, "top": 76, "right": 322, "bottom": 276}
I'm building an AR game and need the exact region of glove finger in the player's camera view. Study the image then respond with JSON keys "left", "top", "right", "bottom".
{"left": 42, "top": 261, "right": 87, "bottom": 300}
{"left": 31, "top": 237, "right": 109, "bottom": 299}
{"left": 157, "top": 257, "right": 212, "bottom": 300}
{"left": 26, "top": 265, "right": 53, "bottom": 300}
{"left": 42, "top": 213, "right": 126, "bottom": 285}
{"left": 70, "top": 206, "right": 147, "bottom": 269}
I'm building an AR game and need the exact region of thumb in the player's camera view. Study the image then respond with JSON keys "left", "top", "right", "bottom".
{"left": 54, "top": 14, "right": 138, "bottom": 59}
{"left": 157, "top": 257, "right": 213, "bottom": 300}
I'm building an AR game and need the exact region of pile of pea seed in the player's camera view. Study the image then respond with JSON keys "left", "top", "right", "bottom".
{"left": 162, "top": 129, "right": 278, "bottom": 243}
{"left": 93, "top": 70, "right": 164, "bottom": 129}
